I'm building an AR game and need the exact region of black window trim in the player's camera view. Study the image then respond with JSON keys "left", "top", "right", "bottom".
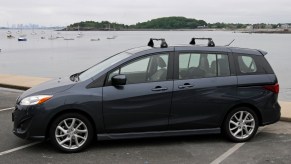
{"left": 174, "top": 51, "right": 232, "bottom": 80}
{"left": 233, "top": 53, "right": 266, "bottom": 76}
{"left": 103, "top": 52, "right": 175, "bottom": 86}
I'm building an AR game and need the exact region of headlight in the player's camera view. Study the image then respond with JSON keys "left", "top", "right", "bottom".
{"left": 20, "top": 95, "right": 53, "bottom": 106}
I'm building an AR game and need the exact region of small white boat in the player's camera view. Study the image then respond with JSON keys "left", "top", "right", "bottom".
{"left": 7, "top": 35, "right": 15, "bottom": 39}
{"left": 90, "top": 38, "right": 100, "bottom": 41}
{"left": 107, "top": 36, "right": 117, "bottom": 39}
{"left": 18, "top": 37, "right": 27, "bottom": 41}
{"left": 64, "top": 38, "right": 75, "bottom": 40}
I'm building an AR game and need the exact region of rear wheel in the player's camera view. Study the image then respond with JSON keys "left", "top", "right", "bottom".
{"left": 223, "top": 107, "right": 259, "bottom": 142}
{"left": 49, "top": 113, "right": 94, "bottom": 153}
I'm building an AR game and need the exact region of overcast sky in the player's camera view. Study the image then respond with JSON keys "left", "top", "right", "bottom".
{"left": 1, "top": 0, "right": 291, "bottom": 27}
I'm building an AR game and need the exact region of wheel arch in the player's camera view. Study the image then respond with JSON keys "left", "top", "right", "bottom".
{"left": 221, "top": 103, "right": 263, "bottom": 127}
{"left": 45, "top": 108, "right": 97, "bottom": 139}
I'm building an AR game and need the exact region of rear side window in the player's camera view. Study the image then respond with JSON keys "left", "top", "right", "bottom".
{"left": 238, "top": 56, "right": 257, "bottom": 73}
{"left": 178, "top": 53, "right": 230, "bottom": 80}
{"left": 235, "top": 54, "right": 273, "bottom": 75}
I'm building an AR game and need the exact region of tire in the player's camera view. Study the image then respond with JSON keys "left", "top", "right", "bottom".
{"left": 49, "top": 113, "right": 94, "bottom": 153}
{"left": 222, "top": 107, "right": 259, "bottom": 142}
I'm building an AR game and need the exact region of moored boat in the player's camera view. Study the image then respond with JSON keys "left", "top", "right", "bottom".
{"left": 18, "top": 37, "right": 27, "bottom": 41}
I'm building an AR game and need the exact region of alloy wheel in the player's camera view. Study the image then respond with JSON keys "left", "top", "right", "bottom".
{"left": 229, "top": 111, "right": 255, "bottom": 140}
{"left": 55, "top": 118, "right": 88, "bottom": 150}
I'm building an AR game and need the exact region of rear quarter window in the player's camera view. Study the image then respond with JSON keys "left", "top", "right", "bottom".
{"left": 234, "top": 54, "right": 272, "bottom": 75}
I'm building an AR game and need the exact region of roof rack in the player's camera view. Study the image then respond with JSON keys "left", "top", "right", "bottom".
{"left": 148, "top": 38, "right": 168, "bottom": 48}
{"left": 189, "top": 38, "right": 215, "bottom": 47}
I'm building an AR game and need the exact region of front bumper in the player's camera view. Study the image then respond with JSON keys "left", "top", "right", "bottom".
{"left": 12, "top": 104, "right": 47, "bottom": 140}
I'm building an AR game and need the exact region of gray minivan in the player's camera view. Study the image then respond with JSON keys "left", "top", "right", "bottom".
{"left": 13, "top": 38, "right": 280, "bottom": 152}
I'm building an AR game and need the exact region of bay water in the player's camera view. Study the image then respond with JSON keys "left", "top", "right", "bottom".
{"left": 0, "top": 30, "right": 290, "bottom": 100}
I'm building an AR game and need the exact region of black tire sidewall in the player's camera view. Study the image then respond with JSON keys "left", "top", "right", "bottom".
{"left": 223, "top": 107, "right": 259, "bottom": 142}
{"left": 49, "top": 113, "right": 94, "bottom": 153}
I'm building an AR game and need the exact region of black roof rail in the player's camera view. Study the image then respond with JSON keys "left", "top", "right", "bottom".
{"left": 148, "top": 38, "right": 168, "bottom": 48}
{"left": 189, "top": 38, "right": 215, "bottom": 47}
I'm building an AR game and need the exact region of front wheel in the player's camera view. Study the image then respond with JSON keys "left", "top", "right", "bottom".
{"left": 222, "top": 107, "right": 259, "bottom": 142}
{"left": 49, "top": 113, "right": 94, "bottom": 153}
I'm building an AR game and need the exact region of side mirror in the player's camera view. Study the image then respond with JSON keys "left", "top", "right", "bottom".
{"left": 111, "top": 74, "right": 127, "bottom": 86}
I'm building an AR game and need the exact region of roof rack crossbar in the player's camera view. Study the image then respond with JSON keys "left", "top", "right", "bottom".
{"left": 148, "top": 38, "right": 168, "bottom": 48}
{"left": 189, "top": 38, "right": 215, "bottom": 47}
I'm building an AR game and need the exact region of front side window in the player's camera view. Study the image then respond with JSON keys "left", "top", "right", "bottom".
{"left": 178, "top": 53, "right": 230, "bottom": 80}
{"left": 238, "top": 55, "right": 257, "bottom": 73}
{"left": 108, "top": 54, "right": 169, "bottom": 84}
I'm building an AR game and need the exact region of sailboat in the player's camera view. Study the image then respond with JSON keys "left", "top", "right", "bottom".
{"left": 76, "top": 25, "right": 84, "bottom": 38}
{"left": 18, "top": 24, "right": 27, "bottom": 41}
{"left": 31, "top": 26, "right": 37, "bottom": 35}
{"left": 6, "top": 23, "right": 15, "bottom": 39}
{"left": 106, "top": 24, "right": 117, "bottom": 39}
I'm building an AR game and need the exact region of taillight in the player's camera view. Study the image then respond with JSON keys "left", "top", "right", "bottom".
{"left": 264, "top": 83, "right": 279, "bottom": 94}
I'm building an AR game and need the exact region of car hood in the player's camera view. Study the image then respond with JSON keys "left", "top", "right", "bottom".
{"left": 18, "top": 77, "right": 76, "bottom": 101}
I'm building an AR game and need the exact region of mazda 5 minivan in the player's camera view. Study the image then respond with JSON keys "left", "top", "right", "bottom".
{"left": 13, "top": 38, "right": 280, "bottom": 152}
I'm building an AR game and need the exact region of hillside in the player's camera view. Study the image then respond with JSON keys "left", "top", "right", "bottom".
{"left": 65, "top": 17, "right": 207, "bottom": 30}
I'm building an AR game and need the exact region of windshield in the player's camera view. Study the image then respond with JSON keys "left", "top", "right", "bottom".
{"left": 78, "top": 52, "right": 131, "bottom": 81}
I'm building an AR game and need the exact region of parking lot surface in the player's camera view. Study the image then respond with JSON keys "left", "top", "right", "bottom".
{"left": 0, "top": 87, "right": 291, "bottom": 164}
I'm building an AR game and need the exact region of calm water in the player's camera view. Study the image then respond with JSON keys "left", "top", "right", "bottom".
{"left": 0, "top": 30, "right": 290, "bottom": 100}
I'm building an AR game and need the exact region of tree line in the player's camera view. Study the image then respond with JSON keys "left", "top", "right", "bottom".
{"left": 65, "top": 16, "right": 286, "bottom": 31}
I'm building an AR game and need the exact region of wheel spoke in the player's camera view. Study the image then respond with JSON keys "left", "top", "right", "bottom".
{"left": 234, "top": 115, "right": 239, "bottom": 121}
{"left": 57, "top": 126, "right": 67, "bottom": 134}
{"left": 76, "top": 129, "right": 87, "bottom": 133}
{"left": 70, "top": 118, "right": 76, "bottom": 128}
{"left": 56, "top": 133, "right": 67, "bottom": 138}
{"left": 69, "top": 138, "right": 72, "bottom": 148}
{"left": 75, "top": 134, "right": 86, "bottom": 140}
{"left": 239, "top": 111, "right": 243, "bottom": 120}
{"left": 244, "top": 119, "right": 254, "bottom": 123}
{"left": 230, "top": 126, "right": 238, "bottom": 131}
{"left": 74, "top": 136, "right": 79, "bottom": 147}
{"left": 243, "top": 113, "right": 250, "bottom": 121}
{"left": 233, "top": 128, "right": 242, "bottom": 136}
{"left": 245, "top": 125, "right": 254, "bottom": 128}
{"left": 75, "top": 122, "right": 84, "bottom": 129}
{"left": 243, "top": 126, "right": 250, "bottom": 135}
{"left": 230, "top": 120, "right": 238, "bottom": 125}
{"left": 64, "top": 120, "right": 70, "bottom": 129}
{"left": 59, "top": 137, "right": 70, "bottom": 145}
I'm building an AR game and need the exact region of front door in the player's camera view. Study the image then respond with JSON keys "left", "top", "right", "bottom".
{"left": 103, "top": 53, "right": 173, "bottom": 133}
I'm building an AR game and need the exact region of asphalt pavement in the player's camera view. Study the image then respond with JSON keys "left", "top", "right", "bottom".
{"left": 0, "top": 87, "right": 291, "bottom": 164}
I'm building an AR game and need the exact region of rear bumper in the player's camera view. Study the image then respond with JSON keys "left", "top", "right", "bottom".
{"left": 261, "top": 101, "right": 281, "bottom": 126}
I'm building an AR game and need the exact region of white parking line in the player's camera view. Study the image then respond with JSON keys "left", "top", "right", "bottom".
{"left": 210, "top": 128, "right": 265, "bottom": 164}
{"left": 0, "top": 107, "right": 15, "bottom": 112}
{"left": 0, "top": 142, "right": 41, "bottom": 156}
{"left": 210, "top": 143, "right": 245, "bottom": 164}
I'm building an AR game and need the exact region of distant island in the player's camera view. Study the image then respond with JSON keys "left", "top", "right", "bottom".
{"left": 64, "top": 16, "right": 291, "bottom": 33}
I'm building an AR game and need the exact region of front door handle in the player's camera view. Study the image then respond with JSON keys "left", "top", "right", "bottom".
{"left": 152, "top": 86, "right": 168, "bottom": 91}
{"left": 178, "top": 83, "right": 194, "bottom": 89}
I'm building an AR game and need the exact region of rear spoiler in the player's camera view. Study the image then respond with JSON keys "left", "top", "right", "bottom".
{"left": 257, "top": 50, "right": 268, "bottom": 56}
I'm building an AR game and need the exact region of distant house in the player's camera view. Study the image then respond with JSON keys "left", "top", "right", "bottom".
{"left": 265, "top": 24, "right": 273, "bottom": 29}
{"left": 281, "top": 24, "right": 289, "bottom": 29}
{"left": 246, "top": 25, "right": 253, "bottom": 30}
{"left": 197, "top": 25, "right": 207, "bottom": 29}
